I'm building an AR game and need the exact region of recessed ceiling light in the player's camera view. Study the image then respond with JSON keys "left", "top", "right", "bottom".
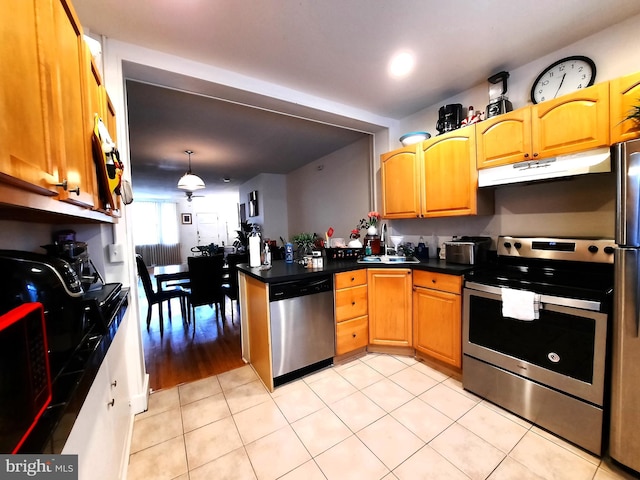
{"left": 388, "top": 51, "right": 415, "bottom": 78}
{"left": 222, "top": 177, "right": 231, "bottom": 183}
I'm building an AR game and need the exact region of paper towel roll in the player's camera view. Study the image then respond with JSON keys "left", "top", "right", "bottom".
{"left": 249, "top": 236, "right": 261, "bottom": 267}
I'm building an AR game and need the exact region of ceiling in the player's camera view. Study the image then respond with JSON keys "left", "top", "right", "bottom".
{"left": 73, "top": 0, "right": 640, "bottom": 199}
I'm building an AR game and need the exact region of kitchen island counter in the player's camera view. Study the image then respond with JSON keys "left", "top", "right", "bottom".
{"left": 237, "top": 258, "right": 475, "bottom": 283}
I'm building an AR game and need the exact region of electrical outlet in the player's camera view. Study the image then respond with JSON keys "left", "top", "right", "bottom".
{"left": 108, "top": 243, "right": 125, "bottom": 263}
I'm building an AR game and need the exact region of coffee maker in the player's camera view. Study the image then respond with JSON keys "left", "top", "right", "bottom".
{"left": 436, "top": 104, "right": 463, "bottom": 134}
{"left": 486, "top": 71, "right": 513, "bottom": 118}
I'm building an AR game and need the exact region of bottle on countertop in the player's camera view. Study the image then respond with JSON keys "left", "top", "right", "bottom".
{"left": 365, "top": 241, "right": 372, "bottom": 256}
{"left": 263, "top": 242, "right": 271, "bottom": 266}
{"left": 416, "top": 236, "right": 429, "bottom": 261}
{"left": 249, "top": 227, "right": 261, "bottom": 267}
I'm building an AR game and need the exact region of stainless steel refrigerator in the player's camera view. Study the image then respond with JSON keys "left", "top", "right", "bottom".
{"left": 611, "top": 137, "right": 640, "bottom": 472}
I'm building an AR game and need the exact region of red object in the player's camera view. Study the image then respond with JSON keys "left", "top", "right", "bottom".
{"left": 0, "top": 303, "right": 52, "bottom": 453}
{"left": 327, "top": 227, "right": 334, "bottom": 238}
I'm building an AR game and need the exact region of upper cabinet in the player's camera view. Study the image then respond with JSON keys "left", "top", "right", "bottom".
{"left": 0, "top": 0, "right": 60, "bottom": 197}
{"left": 52, "top": 0, "right": 96, "bottom": 209}
{"left": 0, "top": 0, "right": 115, "bottom": 222}
{"left": 477, "top": 82, "right": 610, "bottom": 169}
{"left": 610, "top": 71, "right": 640, "bottom": 144}
{"left": 381, "top": 145, "right": 421, "bottom": 218}
{"left": 381, "top": 125, "right": 493, "bottom": 219}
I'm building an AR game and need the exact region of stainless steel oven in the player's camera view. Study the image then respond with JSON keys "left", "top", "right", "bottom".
{"left": 462, "top": 237, "right": 614, "bottom": 455}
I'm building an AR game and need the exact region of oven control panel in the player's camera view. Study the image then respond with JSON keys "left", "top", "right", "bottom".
{"left": 498, "top": 236, "right": 615, "bottom": 263}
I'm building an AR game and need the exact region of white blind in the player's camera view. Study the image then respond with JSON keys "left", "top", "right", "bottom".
{"left": 132, "top": 201, "right": 179, "bottom": 245}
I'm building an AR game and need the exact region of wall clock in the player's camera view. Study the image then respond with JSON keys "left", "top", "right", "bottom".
{"left": 530, "top": 55, "right": 596, "bottom": 104}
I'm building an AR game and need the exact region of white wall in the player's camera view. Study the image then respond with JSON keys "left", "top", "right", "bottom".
{"left": 384, "top": 13, "right": 640, "bottom": 246}
{"left": 287, "top": 136, "right": 372, "bottom": 242}
{"left": 239, "top": 174, "right": 288, "bottom": 243}
{"left": 174, "top": 190, "right": 240, "bottom": 259}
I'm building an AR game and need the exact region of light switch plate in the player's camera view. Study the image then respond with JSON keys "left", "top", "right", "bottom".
{"left": 108, "top": 243, "right": 125, "bottom": 263}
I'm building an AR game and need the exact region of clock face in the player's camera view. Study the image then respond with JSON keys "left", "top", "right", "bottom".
{"left": 530, "top": 56, "right": 596, "bottom": 104}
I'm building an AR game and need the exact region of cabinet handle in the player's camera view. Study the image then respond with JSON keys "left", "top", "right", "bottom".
{"left": 111, "top": 380, "right": 117, "bottom": 388}
{"left": 107, "top": 398, "right": 115, "bottom": 408}
{"left": 55, "top": 179, "right": 80, "bottom": 195}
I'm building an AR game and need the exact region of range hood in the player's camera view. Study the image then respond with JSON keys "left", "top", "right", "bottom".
{"left": 478, "top": 147, "right": 611, "bottom": 187}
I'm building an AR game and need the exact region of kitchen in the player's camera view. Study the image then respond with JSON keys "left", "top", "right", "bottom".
{"left": 3, "top": 1, "right": 640, "bottom": 479}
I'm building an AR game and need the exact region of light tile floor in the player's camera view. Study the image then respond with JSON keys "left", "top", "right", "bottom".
{"left": 127, "top": 353, "right": 639, "bottom": 480}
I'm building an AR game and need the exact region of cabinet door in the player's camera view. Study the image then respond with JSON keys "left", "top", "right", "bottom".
{"left": 367, "top": 269, "right": 412, "bottom": 346}
{"left": 51, "top": 0, "right": 95, "bottom": 208}
{"left": 420, "top": 126, "right": 478, "bottom": 217}
{"left": 381, "top": 145, "right": 421, "bottom": 218}
{"left": 531, "top": 82, "right": 609, "bottom": 159}
{"left": 610, "top": 71, "right": 640, "bottom": 144}
{"left": 476, "top": 108, "right": 533, "bottom": 169}
{"left": 0, "top": 0, "right": 60, "bottom": 196}
{"left": 413, "top": 286, "right": 462, "bottom": 368}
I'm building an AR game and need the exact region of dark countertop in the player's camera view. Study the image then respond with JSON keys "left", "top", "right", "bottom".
{"left": 237, "top": 258, "right": 476, "bottom": 283}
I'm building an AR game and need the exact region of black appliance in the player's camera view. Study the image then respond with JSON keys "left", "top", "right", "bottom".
{"left": 0, "top": 249, "right": 125, "bottom": 453}
{"left": 0, "top": 302, "right": 52, "bottom": 453}
{"left": 462, "top": 236, "right": 615, "bottom": 454}
{"left": 486, "top": 71, "right": 513, "bottom": 118}
{"left": 436, "top": 103, "right": 463, "bottom": 134}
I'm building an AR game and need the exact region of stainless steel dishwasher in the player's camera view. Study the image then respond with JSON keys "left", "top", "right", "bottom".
{"left": 269, "top": 275, "right": 335, "bottom": 386}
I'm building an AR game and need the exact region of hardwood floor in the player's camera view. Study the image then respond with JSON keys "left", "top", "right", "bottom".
{"left": 137, "top": 279, "right": 246, "bottom": 392}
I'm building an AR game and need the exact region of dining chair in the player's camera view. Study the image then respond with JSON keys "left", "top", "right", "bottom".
{"left": 135, "top": 254, "right": 189, "bottom": 336}
{"left": 221, "top": 253, "right": 248, "bottom": 322}
{"left": 186, "top": 254, "right": 226, "bottom": 331}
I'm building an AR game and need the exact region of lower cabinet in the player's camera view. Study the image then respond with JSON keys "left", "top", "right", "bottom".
{"left": 334, "top": 270, "right": 368, "bottom": 355}
{"left": 413, "top": 270, "right": 463, "bottom": 368}
{"left": 62, "top": 314, "right": 132, "bottom": 480}
{"left": 368, "top": 268, "right": 412, "bottom": 347}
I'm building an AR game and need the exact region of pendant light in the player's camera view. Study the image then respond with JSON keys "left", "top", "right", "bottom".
{"left": 177, "top": 150, "right": 205, "bottom": 191}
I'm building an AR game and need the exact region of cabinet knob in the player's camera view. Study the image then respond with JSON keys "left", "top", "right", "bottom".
{"left": 351, "top": 277, "right": 355, "bottom": 282}
{"left": 107, "top": 398, "right": 115, "bottom": 408}
{"left": 111, "top": 380, "right": 117, "bottom": 388}
{"left": 524, "top": 153, "right": 529, "bottom": 158}
{"left": 432, "top": 279, "right": 436, "bottom": 283}
{"left": 533, "top": 153, "right": 539, "bottom": 158}
{"left": 352, "top": 333, "right": 357, "bottom": 338}
{"left": 352, "top": 301, "right": 356, "bottom": 306}
{"left": 55, "top": 179, "right": 80, "bottom": 196}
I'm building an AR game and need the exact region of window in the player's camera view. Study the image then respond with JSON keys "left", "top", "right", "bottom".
{"left": 131, "top": 201, "right": 179, "bottom": 245}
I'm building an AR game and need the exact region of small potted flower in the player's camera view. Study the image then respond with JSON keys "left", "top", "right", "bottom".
{"left": 366, "top": 211, "right": 381, "bottom": 236}
{"left": 348, "top": 228, "right": 363, "bottom": 248}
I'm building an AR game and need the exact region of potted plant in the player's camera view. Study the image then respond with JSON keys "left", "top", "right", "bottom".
{"left": 233, "top": 221, "right": 256, "bottom": 252}
{"left": 292, "top": 232, "right": 315, "bottom": 257}
{"left": 623, "top": 101, "right": 640, "bottom": 127}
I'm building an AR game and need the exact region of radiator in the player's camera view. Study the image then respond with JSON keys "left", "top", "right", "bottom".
{"left": 135, "top": 244, "right": 182, "bottom": 266}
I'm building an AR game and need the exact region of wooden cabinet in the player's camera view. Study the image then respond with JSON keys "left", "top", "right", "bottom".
{"left": 368, "top": 268, "right": 412, "bottom": 347}
{"left": 419, "top": 126, "right": 492, "bottom": 217}
{"left": 477, "top": 82, "right": 610, "bottom": 169}
{"left": 52, "top": 0, "right": 96, "bottom": 208}
{"left": 381, "top": 125, "right": 492, "bottom": 218}
{"left": 334, "top": 270, "right": 368, "bottom": 355}
{"left": 381, "top": 144, "right": 421, "bottom": 218}
{"left": 0, "top": 0, "right": 114, "bottom": 222}
{"left": 413, "top": 270, "right": 462, "bottom": 368}
{"left": 63, "top": 312, "right": 132, "bottom": 480}
{"left": 0, "top": 0, "right": 60, "bottom": 197}
{"left": 610, "top": 71, "right": 640, "bottom": 143}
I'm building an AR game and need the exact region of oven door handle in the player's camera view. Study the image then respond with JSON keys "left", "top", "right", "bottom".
{"left": 464, "top": 281, "right": 603, "bottom": 312}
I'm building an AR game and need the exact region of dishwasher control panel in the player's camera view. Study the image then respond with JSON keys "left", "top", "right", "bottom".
{"left": 269, "top": 275, "right": 333, "bottom": 302}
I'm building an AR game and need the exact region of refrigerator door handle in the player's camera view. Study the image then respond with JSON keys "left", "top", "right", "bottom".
{"left": 614, "top": 248, "right": 640, "bottom": 338}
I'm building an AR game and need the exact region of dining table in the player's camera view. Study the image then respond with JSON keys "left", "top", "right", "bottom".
{"left": 153, "top": 263, "right": 190, "bottom": 291}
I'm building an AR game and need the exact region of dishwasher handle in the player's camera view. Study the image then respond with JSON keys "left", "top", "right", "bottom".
{"left": 269, "top": 275, "right": 333, "bottom": 302}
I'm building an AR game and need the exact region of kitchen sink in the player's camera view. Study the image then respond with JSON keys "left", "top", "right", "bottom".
{"left": 357, "top": 255, "right": 420, "bottom": 264}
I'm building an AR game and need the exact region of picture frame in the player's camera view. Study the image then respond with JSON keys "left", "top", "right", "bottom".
{"left": 239, "top": 203, "right": 247, "bottom": 223}
{"left": 249, "top": 190, "right": 259, "bottom": 217}
{"left": 181, "top": 213, "right": 192, "bottom": 225}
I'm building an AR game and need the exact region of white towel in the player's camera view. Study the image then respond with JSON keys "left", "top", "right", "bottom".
{"left": 501, "top": 288, "right": 540, "bottom": 321}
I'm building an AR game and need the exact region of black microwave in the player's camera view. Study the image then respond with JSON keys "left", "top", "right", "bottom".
{"left": 0, "top": 302, "right": 52, "bottom": 453}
